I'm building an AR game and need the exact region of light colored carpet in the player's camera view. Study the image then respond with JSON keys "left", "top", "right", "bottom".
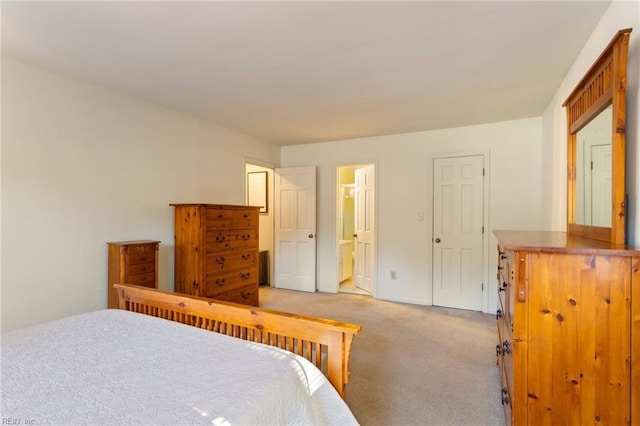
{"left": 259, "top": 287, "right": 506, "bottom": 426}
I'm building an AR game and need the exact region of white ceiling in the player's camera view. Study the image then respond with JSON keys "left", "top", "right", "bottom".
{"left": 2, "top": 1, "right": 611, "bottom": 145}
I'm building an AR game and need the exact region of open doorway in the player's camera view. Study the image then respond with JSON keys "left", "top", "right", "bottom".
{"left": 337, "top": 164, "right": 375, "bottom": 296}
{"left": 244, "top": 161, "right": 275, "bottom": 288}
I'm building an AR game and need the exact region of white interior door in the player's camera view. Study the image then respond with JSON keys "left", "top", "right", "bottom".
{"left": 354, "top": 165, "right": 375, "bottom": 293}
{"left": 432, "top": 155, "right": 483, "bottom": 311}
{"left": 274, "top": 166, "right": 316, "bottom": 292}
{"left": 585, "top": 142, "right": 612, "bottom": 227}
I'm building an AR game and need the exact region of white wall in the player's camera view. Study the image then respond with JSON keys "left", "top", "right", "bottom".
{"left": 1, "top": 56, "right": 280, "bottom": 331}
{"left": 281, "top": 117, "right": 543, "bottom": 313}
{"left": 542, "top": 1, "right": 640, "bottom": 244}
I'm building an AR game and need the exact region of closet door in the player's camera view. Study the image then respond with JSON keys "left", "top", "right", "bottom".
{"left": 432, "top": 155, "right": 484, "bottom": 311}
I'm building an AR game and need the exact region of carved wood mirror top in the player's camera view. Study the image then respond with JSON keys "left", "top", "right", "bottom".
{"left": 563, "top": 28, "right": 631, "bottom": 245}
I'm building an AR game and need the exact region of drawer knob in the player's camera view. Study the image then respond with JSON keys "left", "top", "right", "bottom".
{"left": 501, "top": 388, "right": 509, "bottom": 405}
{"left": 242, "top": 253, "right": 251, "bottom": 260}
{"left": 502, "top": 340, "right": 511, "bottom": 355}
{"left": 496, "top": 344, "right": 503, "bottom": 357}
{"left": 216, "top": 256, "right": 226, "bottom": 265}
{"left": 215, "top": 279, "right": 226, "bottom": 286}
{"left": 496, "top": 309, "right": 503, "bottom": 320}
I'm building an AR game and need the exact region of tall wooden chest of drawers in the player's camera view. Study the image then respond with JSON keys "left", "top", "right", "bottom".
{"left": 171, "top": 204, "right": 260, "bottom": 306}
{"left": 107, "top": 240, "right": 160, "bottom": 308}
{"left": 494, "top": 230, "right": 640, "bottom": 425}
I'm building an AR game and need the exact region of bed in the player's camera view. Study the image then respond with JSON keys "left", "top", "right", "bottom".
{"left": 1, "top": 284, "right": 361, "bottom": 425}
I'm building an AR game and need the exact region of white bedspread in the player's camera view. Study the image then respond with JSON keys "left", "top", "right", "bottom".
{"left": 1, "top": 309, "right": 358, "bottom": 425}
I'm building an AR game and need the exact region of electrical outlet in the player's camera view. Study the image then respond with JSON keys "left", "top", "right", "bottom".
{"left": 417, "top": 210, "right": 424, "bottom": 221}
{"left": 390, "top": 270, "right": 397, "bottom": 280}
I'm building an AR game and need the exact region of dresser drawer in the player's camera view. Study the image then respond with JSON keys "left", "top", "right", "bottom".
{"left": 500, "top": 361, "right": 512, "bottom": 425}
{"left": 127, "top": 242, "right": 156, "bottom": 255}
{"left": 128, "top": 262, "right": 155, "bottom": 275}
{"left": 127, "top": 252, "right": 155, "bottom": 265}
{"left": 501, "top": 340, "right": 514, "bottom": 412}
{"left": 203, "top": 268, "right": 258, "bottom": 297}
{"left": 498, "top": 248, "right": 512, "bottom": 281}
{"left": 232, "top": 209, "right": 258, "bottom": 228}
{"left": 205, "top": 207, "right": 258, "bottom": 229}
{"left": 497, "top": 248, "right": 514, "bottom": 330}
{"left": 205, "top": 250, "right": 257, "bottom": 273}
{"left": 497, "top": 313, "right": 510, "bottom": 342}
{"left": 205, "top": 207, "right": 235, "bottom": 229}
{"left": 206, "top": 230, "right": 258, "bottom": 251}
{"left": 498, "top": 282, "right": 506, "bottom": 316}
{"left": 127, "top": 271, "right": 155, "bottom": 287}
{"left": 214, "top": 284, "right": 259, "bottom": 306}
{"left": 497, "top": 336, "right": 513, "bottom": 409}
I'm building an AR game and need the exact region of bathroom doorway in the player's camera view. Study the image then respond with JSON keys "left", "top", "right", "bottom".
{"left": 337, "top": 164, "right": 376, "bottom": 296}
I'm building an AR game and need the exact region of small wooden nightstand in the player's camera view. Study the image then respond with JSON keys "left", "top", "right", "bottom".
{"left": 107, "top": 240, "right": 160, "bottom": 308}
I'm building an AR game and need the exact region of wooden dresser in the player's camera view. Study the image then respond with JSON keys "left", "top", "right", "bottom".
{"left": 171, "top": 204, "right": 260, "bottom": 306}
{"left": 107, "top": 240, "right": 160, "bottom": 308}
{"left": 494, "top": 230, "right": 639, "bottom": 425}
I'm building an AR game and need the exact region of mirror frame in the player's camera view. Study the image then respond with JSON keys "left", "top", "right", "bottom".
{"left": 563, "top": 28, "right": 631, "bottom": 245}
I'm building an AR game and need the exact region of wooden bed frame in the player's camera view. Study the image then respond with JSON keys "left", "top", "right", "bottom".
{"left": 114, "top": 283, "right": 361, "bottom": 398}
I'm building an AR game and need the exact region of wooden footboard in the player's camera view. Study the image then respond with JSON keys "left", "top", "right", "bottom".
{"left": 114, "top": 284, "right": 361, "bottom": 398}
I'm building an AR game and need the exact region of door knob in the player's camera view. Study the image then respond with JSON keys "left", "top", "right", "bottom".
{"left": 434, "top": 238, "right": 441, "bottom": 243}
{"left": 308, "top": 234, "right": 315, "bottom": 238}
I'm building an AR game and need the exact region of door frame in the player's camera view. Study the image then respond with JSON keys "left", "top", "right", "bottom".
{"left": 426, "top": 150, "right": 490, "bottom": 313}
{"left": 333, "top": 162, "right": 378, "bottom": 296}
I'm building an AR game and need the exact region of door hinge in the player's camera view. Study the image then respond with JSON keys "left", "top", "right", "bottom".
{"left": 483, "top": 168, "right": 485, "bottom": 176}
{"left": 482, "top": 283, "right": 484, "bottom": 291}
{"left": 482, "top": 225, "right": 485, "bottom": 234}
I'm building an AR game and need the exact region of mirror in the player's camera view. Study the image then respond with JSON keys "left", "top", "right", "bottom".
{"left": 564, "top": 29, "right": 631, "bottom": 245}
{"left": 575, "top": 105, "right": 612, "bottom": 227}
